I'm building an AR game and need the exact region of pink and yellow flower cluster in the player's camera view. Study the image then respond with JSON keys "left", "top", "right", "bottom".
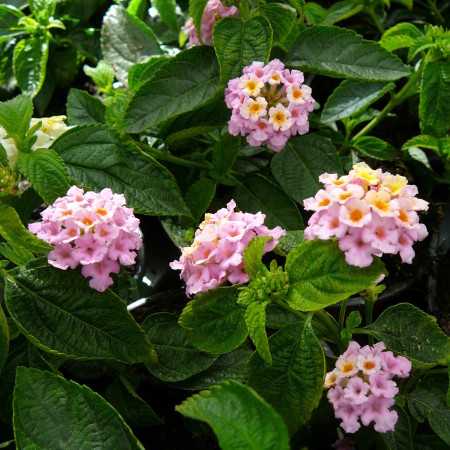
{"left": 225, "top": 59, "right": 315, "bottom": 151}
{"left": 170, "top": 199, "right": 285, "bottom": 296}
{"left": 303, "top": 162, "right": 429, "bottom": 267}
{"left": 325, "top": 341, "right": 411, "bottom": 434}
{"left": 29, "top": 186, "right": 142, "bottom": 292}
{"left": 182, "top": 0, "right": 239, "bottom": 47}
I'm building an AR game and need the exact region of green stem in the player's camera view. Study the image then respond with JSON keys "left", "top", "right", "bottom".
{"left": 366, "top": 7, "right": 385, "bottom": 35}
{"left": 365, "top": 301, "right": 375, "bottom": 345}
{"left": 237, "top": 0, "right": 250, "bottom": 20}
{"left": 338, "top": 298, "right": 348, "bottom": 332}
{"left": 427, "top": 0, "right": 445, "bottom": 25}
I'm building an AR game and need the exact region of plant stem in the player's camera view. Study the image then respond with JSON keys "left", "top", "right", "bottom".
{"left": 366, "top": 6, "right": 385, "bottom": 35}
{"left": 365, "top": 300, "right": 375, "bottom": 345}
{"left": 338, "top": 298, "right": 348, "bottom": 332}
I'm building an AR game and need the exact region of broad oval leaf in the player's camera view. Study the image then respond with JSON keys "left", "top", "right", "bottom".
{"left": 379, "top": 406, "right": 413, "bottom": 450}
{"left": 125, "top": 46, "right": 221, "bottom": 133}
{"left": 185, "top": 178, "right": 217, "bottom": 223}
{"left": 365, "top": 303, "right": 450, "bottom": 368}
{"left": 353, "top": 135, "right": 397, "bottom": 160}
{"left": 287, "top": 26, "right": 410, "bottom": 81}
{"left": 0, "top": 304, "right": 8, "bottom": 371}
{"left": 246, "top": 322, "right": 325, "bottom": 434}
{"left": 5, "top": 265, "right": 153, "bottom": 363}
{"left": 128, "top": 56, "right": 169, "bottom": 93}
{"left": 67, "top": 89, "right": 106, "bottom": 125}
{"left": 271, "top": 134, "right": 343, "bottom": 205}
{"left": 141, "top": 313, "right": 217, "bottom": 382}
{"left": 14, "top": 367, "right": 144, "bottom": 449}
{"left": 179, "top": 286, "right": 248, "bottom": 354}
{"left": 51, "top": 124, "right": 190, "bottom": 216}
{"left": 176, "top": 381, "right": 290, "bottom": 450}
{"left": 286, "top": 240, "right": 385, "bottom": 311}
{"left": 0, "top": 94, "right": 33, "bottom": 147}
{"left": 213, "top": 16, "right": 273, "bottom": 86}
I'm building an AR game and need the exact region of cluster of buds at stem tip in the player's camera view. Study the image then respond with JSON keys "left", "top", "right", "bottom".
{"left": 0, "top": 166, "right": 20, "bottom": 196}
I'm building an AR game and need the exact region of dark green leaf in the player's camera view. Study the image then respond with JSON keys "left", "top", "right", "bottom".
{"left": 212, "top": 133, "right": 240, "bottom": 179}
{"left": 185, "top": 178, "right": 217, "bottom": 223}
{"left": 265, "top": 303, "right": 303, "bottom": 329}
{"left": 243, "top": 236, "right": 270, "bottom": 280}
{"left": 271, "top": 134, "right": 343, "bottom": 204}
{"left": 14, "top": 367, "right": 144, "bottom": 449}
{"left": 354, "top": 136, "right": 398, "bottom": 160}
{"left": 245, "top": 300, "right": 271, "bottom": 364}
{"left": 67, "top": 89, "right": 106, "bottom": 125}
{"left": 152, "top": 0, "right": 179, "bottom": 32}
{"left": 0, "top": 304, "right": 8, "bottom": 371}
{"left": 128, "top": 56, "right": 169, "bottom": 93}
{"left": 179, "top": 286, "right": 248, "bottom": 354}
{"left": 286, "top": 240, "right": 385, "bottom": 311}
{"left": 0, "top": 94, "right": 33, "bottom": 147}
{"left": 52, "top": 124, "right": 190, "bottom": 216}
{"left": 287, "top": 0, "right": 305, "bottom": 16}
{"left": 0, "top": 5, "right": 25, "bottom": 42}
{"left": 142, "top": 312, "right": 217, "bottom": 382}
{"left": 379, "top": 406, "right": 413, "bottom": 450}
{"left": 380, "top": 22, "right": 423, "bottom": 52}
{"left": 287, "top": 26, "right": 410, "bottom": 81}
{"left": 124, "top": 46, "right": 221, "bottom": 133}
{"left": 176, "top": 381, "right": 290, "bottom": 450}
{"left": 4, "top": 265, "right": 153, "bottom": 363}
{"left": 246, "top": 322, "right": 325, "bottom": 434}
{"left": 365, "top": 303, "right": 450, "bottom": 368}
{"left": 188, "top": 0, "right": 208, "bottom": 43}
{"left": 316, "top": 1, "right": 363, "bottom": 26}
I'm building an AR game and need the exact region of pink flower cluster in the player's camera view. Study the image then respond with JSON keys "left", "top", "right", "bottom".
{"left": 182, "top": 0, "right": 239, "bottom": 47}
{"left": 325, "top": 341, "right": 411, "bottom": 433}
{"left": 225, "top": 59, "right": 315, "bottom": 151}
{"left": 170, "top": 199, "right": 285, "bottom": 296}
{"left": 303, "top": 162, "right": 429, "bottom": 267}
{"left": 29, "top": 186, "right": 142, "bottom": 292}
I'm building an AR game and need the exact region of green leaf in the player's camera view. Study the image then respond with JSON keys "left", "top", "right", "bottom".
{"left": 408, "top": 35, "right": 434, "bottom": 62}
{"left": 101, "top": 5, "right": 161, "bottom": 85}
{"left": 188, "top": 0, "right": 208, "bottom": 44}
{"left": 419, "top": 61, "right": 450, "bottom": 137}
{"left": 365, "top": 303, "right": 450, "bottom": 368}
{"left": 408, "top": 389, "right": 450, "bottom": 445}
{"left": 212, "top": 133, "right": 240, "bottom": 179}
{"left": 104, "top": 89, "right": 130, "bottom": 132}
{"left": 128, "top": 56, "right": 169, "bottom": 93}
{"left": 265, "top": 303, "right": 303, "bottom": 329}
{"left": 179, "top": 286, "right": 248, "bottom": 354}
{"left": 380, "top": 22, "right": 422, "bottom": 52}
{"left": 124, "top": 46, "right": 221, "bottom": 133}
{"left": 66, "top": 89, "right": 106, "bottom": 125}
{"left": 13, "top": 37, "right": 49, "bottom": 98}
{"left": 0, "top": 94, "right": 33, "bottom": 147}
{"left": 0, "top": 304, "right": 8, "bottom": 371}
{"left": 234, "top": 173, "right": 304, "bottom": 230}
{"left": 0, "top": 242, "right": 33, "bottom": 265}
{"left": 185, "top": 178, "right": 217, "bottom": 223}
{"left": 4, "top": 264, "right": 153, "bottom": 363}
{"left": 243, "top": 236, "right": 270, "bottom": 280}
{"left": 246, "top": 321, "right": 325, "bottom": 434}
{"left": 245, "top": 300, "right": 271, "bottom": 364}
{"left": 141, "top": 312, "right": 217, "bottom": 382}
{"left": 276, "top": 230, "right": 305, "bottom": 255}
{"left": 52, "top": 124, "right": 191, "bottom": 217}
{"left": 353, "top": 136, "right": 397, "bottom": 160}
{"left": 285, "top": 240, "right": 385, "bottom": 311}
{"left": 379, "top": 406, "right": 413, "bottom": 450}
{"left": 18, "top": 149, "right": 70, "bottom": 204}
{"left": 287, "top": 25, "right": 410, "bottom": 81}
{"left": 287, "top": 0, "right": 305, "bottom": 16}
{"left": 317, "top": 1, "right": 363, "bottom": 25}
{"left": 0, "top": 203, "right": 52, "bottom": 253}
{"left": 213, "top": 16, "right": 273, "bottom": 86}
{"left": 28, "top": 0, "right": 56, "bottom": 23}
{"left": 0, "top": 5, "right": 25, "bottom": 42}
{"left": 83, "top": 60, "right": 114, "bottom": 93}
{"left": 402, "top": 134, "right": 441, "bottom": 153}
{"left": 271, "top": 134, "right": 343, "bottom": 204}
{"left": 321, "top": 80, "right": 395, "bottom": 123}
{"left": 105, "top": 377, "right": 164, "bottom": 427}
{"left": 176, "top": 381, "right": 290, "bottom": 450}
{"left": 14, "top": 367, "right": 145, "bottom": 449}
{"left": 152, "top": 0, "right": 179, "bottom": 32}
{"left": 259, "top": 3, "right": 299, "bottom": 52}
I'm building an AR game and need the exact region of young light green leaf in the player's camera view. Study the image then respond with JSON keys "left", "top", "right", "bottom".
{"left": 286, "top": 240, "right": 385, "bottom": 311}
{"left": 408, "top": 35, "right": 434, "bottom": 62}
{"left": 0, "top": 94, "right": 33, "bottom": 147}
{"left": 4, "top": 265, "right": 154, "bottom": 363}
{"left": 321, "top": 80, "right": 395, "bottom": 123}
{"left": 246, "top": 321, "right": 325, "bottom": 434}
{"left": 245, "top": 300, "right": 271, "bottom": 364}
{"left": 419, "top": 61, "right": 450, "bottom": 137}
{"left": 125, "top": 46, "right": 221, "bottom": 133}
{"left": 141, "top": 313, "right": 217, "bottom": 382}
{"left": 176, "top": 381, "right": 290, "bottom": 450}
{"left": 188, "top": 0, "right": 208, "bottom": 43}
{"left": 0, "top": 242, "right": 33, "bottom": 266}
{"left": 0, "top": 304, "right": 8, "bottom": 371}
{"left": 234, "top": 173, "right": 304, "bottom": 231}
{"left": 14, "top": 367, "right": 145, "bottom": 449}
{"left": 128, "top": 56, "right": 169, "bottom": 93}
{"left": 365, "top": 303, "right": 450, "bottom": 368}
{"left": 402, "top": 134, "right": 441, "bottom": 153}
{"left": 185, "top": 178, "right": 217, "bottom": 223}
{"left": 380, "top": 22, "right": 422, "bottom": 52}
{"left": 126, "top": 0, "right": 148, "bottom": 18}
{"left": 179, "top": 286, "right": 248, "bottom": 354}
{"left": 271, "top": 134, "right": 343, "bottom": 204}
{"left": 28, "top": 0, "right": 57, "bottom": 23}
{"left": 13, "top": 37, "right": 49, "bottom": 97}
{"left": 66, "top": 89, "right": 106, "bottom": 125}
{"left": 353, "top": 135, "right": 397, "bottom": 160}
{"left": 243, "top": 236, "right": 270, "bottom": 281}
{"left": 287, "top": 26, "right": 410, "bottom": 81}
{"left": 52, "top": 124, "right": 191, "bottom": 217}
{"left": 152, "top": 0, "right": 179, "bottom": 32}
{"left": 0, "top": 5, "right": 26, "bottom": 42}
{"left": 101, "top": 5, "right": 161, "bottom": 85}
{"left": 83, "top": 60, "right": 114, "bottom": 93}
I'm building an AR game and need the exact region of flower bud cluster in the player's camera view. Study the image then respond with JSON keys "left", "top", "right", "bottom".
{"left": 225, "top": 59, "right": 315, "bottom": 151}
{"left": 29, "top": 186, "right": 142, "bottom": 292}
{"left": 170, "top": 199, "right": 285, "bottom": 296}
{"left": 325, "top": 341, "right": 411, "bottom": 434}
{"left": 303, "top": 162, "right": 429, "bottom": 267}
{"left": 182, "top": 0, "right": 239, "bottom": 47}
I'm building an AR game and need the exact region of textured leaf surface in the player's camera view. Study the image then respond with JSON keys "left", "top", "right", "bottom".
{"left": 380, "top": 22, "right": 422, "bottom": 52}
{"left": 287, "top": 26, "right": 410, "bottom": 80}
{"left": 185, "top": 178, "right": 216, "bottom": 223}
{"left": 14, "top": 367, "right": 144, "bottom": 449}
{"left": 354, "top": 136, "right": 397, "bottom": 160}
{"left": 0, "top": 242, "right": 33, "bottom": 266}
{"left": 245, "top": 301, "right": 271, "bottom": 364}
{"left": 271, "top": 134, "right": 342, "bottom": 204}
{"left": 179, "top": 286, "right": 248, "bottom": 354}
{"left": 176, "top": 381, "right": 289, "bottom": 450}
{"left": 152, "top": 0, "right": 178, "bottom": 32}
{"left": 365, "top": 303, "right": 450, "bottom": 368}
{"left": 0, "top": 94, "right": 33, "bottom": 146}
{"left": 52, "top": 124, "right": 190, "bottom": 216}
{"left": 0, "top": 304, "right": 8, "bottom": 371}
{"left": 212, "top": 133, "right": 240, "bottom": 179}
{"left": 125, "top": 46, "right": 220, "bottom": 133}
{"left": 246, "top": 322, "right": 325, "bottom": 433}
{"left": 286, "top": 240, "right": 385, "bottom": 311}
{"left": 243, "top": 236, "right": 270, "bottom": 281}
{"left": 128, "top": 56, "right": 169, "bottom": 92}
{"left": 142, "top": 313, "right": 217, "bottom": 382}
{"left": 67, "top": 89, "right": 106, "bottom": 125}
{"left": 4, "top": 265, "right": 153, "bottom": 363}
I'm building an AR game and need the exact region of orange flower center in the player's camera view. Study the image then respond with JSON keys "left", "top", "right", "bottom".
{"left": 96, "top": 208, "right": 108, "bottom": 216}
{"left": 350, "top": 209, "right": 363, "bottom": 222}
{"left": 318, "top": 198, "right": 330, "bottom": 207}
{"left": 339, "top": 192, "right": 353, "bottom": 201}
{"left": 398, "top": 210, "right": 409, "bottom": 222}
{"left": 363, "top": 361, "right": 376, "bottom": 371}
{"left": 82, "top": 218, "right": 93, "bottom": 226}
{"left": 374, "top": 199, "right": 389, "bottom": 211}
{"left": 249, "top": 103, "right": 262, "bottom": 114}
{"left": 342, "top": 362, "right": 355, "bottom": 374}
